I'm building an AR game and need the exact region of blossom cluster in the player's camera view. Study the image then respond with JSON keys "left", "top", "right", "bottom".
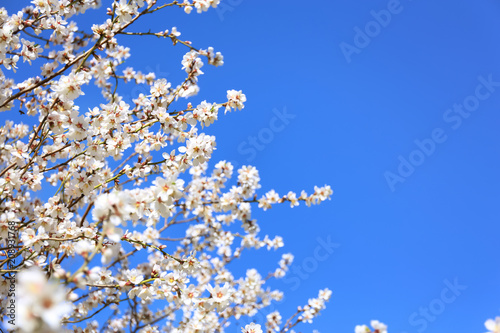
{"left": 0, "top": 1, "right": 334, "bottom": 332}
{"left": 241, "top": 288, "right": 331, "bottom": 333}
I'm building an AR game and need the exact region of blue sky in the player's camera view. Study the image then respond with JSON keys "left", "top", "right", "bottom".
{"left": 167, "top": 1, "right": 500, "bottom": 332}
{"left": 3, "top": 0, "right": 500, "bottom": 332}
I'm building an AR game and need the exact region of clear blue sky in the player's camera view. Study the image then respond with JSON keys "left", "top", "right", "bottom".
{"left": 3, "top": 1, "right": 500, "bottom": 332}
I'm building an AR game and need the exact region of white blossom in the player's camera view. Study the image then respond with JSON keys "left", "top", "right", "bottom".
{"left": 15, "top": 267, "right": 72, "bottom": 332}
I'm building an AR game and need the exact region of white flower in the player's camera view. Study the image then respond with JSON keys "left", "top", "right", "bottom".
{"left": 178, "top": 133, "right": 216, "bottom": 166}
{"left": 20, "top": 38, "right": 43, "bottom": 64}
{"left": 318, "top": 288, "right": 332, "bottom": 301}
{"left": 355, "top": 320, "right": 387, "bottom": 333}
{"left": 52, "top": 73, "right": 87, "bottom": 102}
{"left": 127, "top": 268, "right": 144, "bottom": 285}
{"left": 485, "top": 317, "right": 500, "bottom": 333}
{"left": 93, "top": 191, "right": 133, "bottom": 225}
{"left": 114, "top": 0, "right": 137, "bottom": 23}
{"left": 206, "top": 46, "right": 224, "bottom": 66}
{"left": 74, "top": 239, "right": 94, "bottom": 257}
{"left": 354, "top": 325, "right": 370, "bottom": 333}
{"left": 193, "top": 100, "right": 219, "bottom": 127}
{"left": 16, "top": 267, "right": 72, "bottom": 333}
{"left": 207, "top": 282, "right": 233, "bottom": 311}
{"left": 181, "top": 50, "right": 203, "bottom": 76}
{"left": 225, "top": 89, "right": 246, "bottom": 113}
{"left": 182, "top": 284, "right": 200, "bottom": 306}
{"left": 150, "top": 78, "right": 171, "bottom": 98}
{"left": 241, "top": 323, "right": 262, "bottom": 333}
{"left": 370, "top": 320, "right": 387, "bottom": 333}
{"left": 287, "top": 191, "right": 299, "bottom": 207}
{"left": 171, "top": 26, "right": 181, "bottom": 37}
